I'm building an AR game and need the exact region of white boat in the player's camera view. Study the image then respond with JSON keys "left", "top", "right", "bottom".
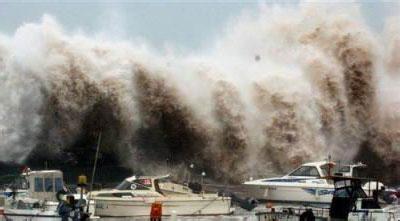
{"left": 249, "top": 175, "right": 399, "bottom": 221}
{"left": 243, "top": 161, "right": 368, "bottom": 206}
{"left": 0, "top": 169, "right": 96, "bottom": 221}
{"left": 90, "top": 175, "right": 232, "bottom": 217}
{"left": 329, "top": 176, "right": 400, "bottom": 221}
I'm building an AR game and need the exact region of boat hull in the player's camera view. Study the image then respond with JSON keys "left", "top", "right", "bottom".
{"left": 244, "top": 184, "right": 334, "bottom": 205}
{"left": 0, "top": 200, "right": 96, "bottom": 221}
{"left": 94, "top": 196, "right": 232, "bottom": 217}
{"left": 2, "top": 208, "right": 61, "bottom": 221}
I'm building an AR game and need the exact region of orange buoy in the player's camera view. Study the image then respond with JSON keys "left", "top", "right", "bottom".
{"left": 150, "top": 202, "right": 162, "bottom": 221}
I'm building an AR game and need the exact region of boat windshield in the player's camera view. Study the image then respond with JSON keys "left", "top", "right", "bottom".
{"left": 289, "top": 166, "right": 320, "bottom": 177}
{"left": 339, "top": 166, "right": 350, "bottom": 173}
{"left": 115, "top": 178, "right": 152, "bottom": 190}
{"left": 157, "top": 177, "right": 172, "bottom": 184}
{"left": 10, "top": 176, "right": 29, "bottom": 190}
{"left": 320, "top": 164, "right": 331, "bottom": 177}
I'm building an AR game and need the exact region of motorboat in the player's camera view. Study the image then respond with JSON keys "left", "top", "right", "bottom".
{"left": 0, "top": 169, "right": 96, "bottom": 221}
{"left": 243, "top": 161, "right": 368, "bottom": 206}
{"left": 248, "top": 176, "right": 399, "bottom": 221}
{"left": 329, "top": 176, "right": 400, "bottom": 221}
{"left": 90, "top": 174, "right": 232, "bottom": 217}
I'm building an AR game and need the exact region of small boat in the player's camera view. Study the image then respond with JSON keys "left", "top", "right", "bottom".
{"left": 90, "top": 174, "right": 232, "bottom": 217}
{"left": 329, "top": 176, "right": 400, "bottom": 221}
{"left": 0, "top": 169, "right": 95, "bottom": 221}
{"left": 243, "top": 161, "right": 367, "bottom": 206}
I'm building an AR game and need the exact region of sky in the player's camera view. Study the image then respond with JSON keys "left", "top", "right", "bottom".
{"left": 0, "top": 1, "right": 399, "bottom": 51}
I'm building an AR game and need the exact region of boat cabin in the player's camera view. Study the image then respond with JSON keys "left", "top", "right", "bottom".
{"left": 286, "top": 161, "right": 367, "bottom": 178}
{"left": 286, "top": 161, "right": 334, "bottom": 178}
{"left": 329, "top": 176, "right": 381, "bottom": 220}
{"left": 336, "top": 162, "right": 367, "bottom": 177}
{"left": 107, "top": 175, "right": 193, "bottom": 197}
{"left": 23, "top": 170, "right": 64, "bottom": 202}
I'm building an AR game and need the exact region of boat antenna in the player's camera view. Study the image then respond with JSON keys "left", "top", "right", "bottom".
{"left": 86, "top": 132, "right": 102, "bottom": 213}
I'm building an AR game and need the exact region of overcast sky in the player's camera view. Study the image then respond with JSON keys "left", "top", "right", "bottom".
{"left": 0, "top": 1, "right": 399, "bottom": 51}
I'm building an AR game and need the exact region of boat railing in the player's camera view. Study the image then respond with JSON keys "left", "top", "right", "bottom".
{"left": 255, "top": 206, "right": 330, "bottom": 221}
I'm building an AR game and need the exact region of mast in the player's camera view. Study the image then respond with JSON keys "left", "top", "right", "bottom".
{"left": 86, "top": 132, "right": 102, "bottom": 213}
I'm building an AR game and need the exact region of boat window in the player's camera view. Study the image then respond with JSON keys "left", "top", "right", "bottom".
{"left": 334, "top": 188, "right": 350, "bottom": 197}
{"left": 157, "top": 177, "right": 172, "bottom": 184}
{"left": 45, "top": 177, "right": 53, "bottom": 192}
{"left": 11, "top": 177, "right": 29, "bottom": 190}
{"left": 21, "top": 178, "right": 29, "bottom": 189}
{"left": 354, "top": 188, "right": 367, "bottom": 198}
{"left": 115, "top": 180, "right": 151, "bottom": 190}
{"left": 116, "top": 180, "right": 134, "bottom": 190}
{"left": 339, "top": 166, "right": 350, "bottom": 173}
{"left": 97, "top": 192, "right": 133, "bottom": 198}
{"left": 334, "top": 186, "right": 367, "bottom": 198}
{"left": 16, "top": 200, "right": 38, "bottom": 210}
{"left": 111, "top": 192, "right": 134, "bottom": 198}
{"left": 55, "top": 177, "right": 63, "bottom": 192}
{"left": 34, "top": 177, "right": 43, "bottom": 192}
{"left": 289, "top": 166, "right": 320, "bottom": 177}
{"left": 133, "top": 192, "right": 160, "bottom": 197}
{"left": 320, "top": 164, "right": 330, "bottom": 177}
{"left": 334, "top": 180, "right": 351, "bottom": 189}
{"left": 136, "top": 179, "right": 152, "bottom": 187}
{"left": 352, "top": 167, "right": 367, "bottom": 177}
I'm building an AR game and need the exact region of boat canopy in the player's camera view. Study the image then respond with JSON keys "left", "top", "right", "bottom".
{"left": 22, "top": 170, "right": 64, "bottom": 202}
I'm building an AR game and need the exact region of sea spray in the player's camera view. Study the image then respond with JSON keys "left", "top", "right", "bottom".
{"left": 0, "top": 5, "right": 399, "bottom": 184}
